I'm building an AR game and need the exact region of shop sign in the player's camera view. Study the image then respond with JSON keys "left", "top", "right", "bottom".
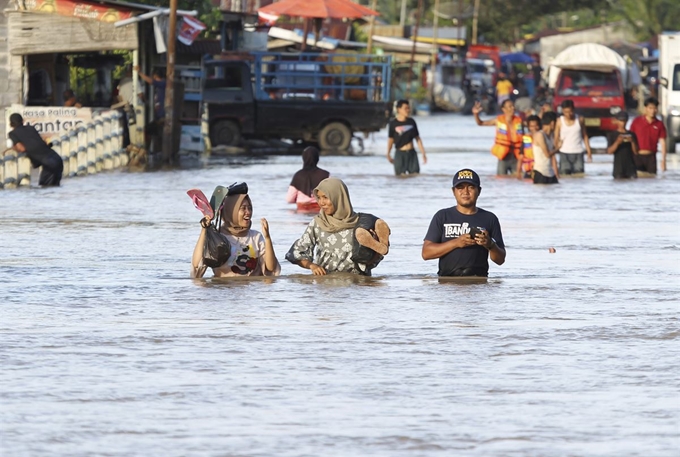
{"left": 22, "top": 0, "right": 134, "bottom": 22}
{"left": 6, "top": 105, "right": 94, "bottom": 143}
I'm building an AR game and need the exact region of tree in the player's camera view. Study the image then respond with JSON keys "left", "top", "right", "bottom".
{"left": 475, "top": 0, "right": 609, "bottom": 44}
{"left": 608, "top": 0, "right": 680, "bottom": 40}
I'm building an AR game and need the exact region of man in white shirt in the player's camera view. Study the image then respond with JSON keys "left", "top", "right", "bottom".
{"left": 117, "top": 67, "right": 144, "bottom": 106}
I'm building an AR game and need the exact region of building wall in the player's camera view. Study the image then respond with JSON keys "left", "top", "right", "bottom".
{"left": 0, "top": 0, "right": 24, "bottom": 141}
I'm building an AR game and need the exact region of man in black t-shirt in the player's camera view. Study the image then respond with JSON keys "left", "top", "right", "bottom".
{"left": 606, "top": 111, "right": 638, "bottom": 179}
{"left": 386, "top": 100, "right": 427, "bottom": 175}
{"left": 422, "top": 169, "right": 506, "bottom": 276}
{"left": 8, "top": 114, "right": 63, "bottom": 186}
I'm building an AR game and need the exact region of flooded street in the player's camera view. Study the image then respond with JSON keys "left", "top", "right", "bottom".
{"left": 1, "top": 114, "right": 679, "bottom": 456}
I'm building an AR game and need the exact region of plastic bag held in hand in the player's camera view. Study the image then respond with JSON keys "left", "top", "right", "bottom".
{"left": 202, "top": 224, "right": 231, "bottom": 268}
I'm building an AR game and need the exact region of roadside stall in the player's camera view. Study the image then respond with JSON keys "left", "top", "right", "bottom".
{"left": 0, "top": 0, "right": 148, "bottom": 187}
{"left": 0, "top": 0, "right": 202, "bottom": 187}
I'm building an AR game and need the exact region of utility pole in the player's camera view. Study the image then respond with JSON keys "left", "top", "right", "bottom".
{"left": 162, "top": 0, "right": 179, "bottom": 166}
{"left": 407, "top": 0, "right": 424, "bottom": 96}
{"left": 400, "top": 0, "right": 407, "bottom": 27}
{"left": 458, "top": 0, "right": 463, "bottom": 47}
{"left": 300, "top": 18, "right": 310, "bottom": 51}
{"left": 472, "top": 0, "right": 480, "bottom": 45}
{"left": 366, "top": 0, "right": 378, "bottom": 54}
{"left": 431, "top": 0, "right": 440, "bottom": 101}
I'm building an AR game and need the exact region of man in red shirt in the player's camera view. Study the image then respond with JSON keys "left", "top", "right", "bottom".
{"left": 629, "top": 97, "right": 667, "bottom": 174}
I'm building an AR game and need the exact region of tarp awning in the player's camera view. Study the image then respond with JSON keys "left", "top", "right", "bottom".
{"left": 547, "top": 43, "right": 629, "bottom": 88}
{"left": 501, "top": 52, "right": 535, "bottom": 65}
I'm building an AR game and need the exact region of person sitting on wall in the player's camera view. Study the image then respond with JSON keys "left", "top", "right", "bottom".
{"left": 63, "top": 89, "right": 82, "bottom": 108}
{"left": 8, "top": 113, "right": 64, "bottom": 187}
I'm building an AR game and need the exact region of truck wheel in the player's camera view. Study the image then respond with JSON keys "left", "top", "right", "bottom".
{"left": 319, "top": 122, "right": 352, "bottom": 151}
{"left": 211, "top": 120, "right": 241, "bottom": 147}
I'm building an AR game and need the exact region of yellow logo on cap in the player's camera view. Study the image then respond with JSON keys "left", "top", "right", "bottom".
{"left": 458, "top": 170, "right": 474, "bottom": 179}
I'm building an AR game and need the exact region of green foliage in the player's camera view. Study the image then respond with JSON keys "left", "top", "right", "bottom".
{"left": 352, "top": 22, "right": 369, "bottom": 43}
{"left": 475, "top": 0, "right": 610, "bottom": 44}
{"left": 412, "top": 85, "right": 429, "bottom": 102}
{"left": 608, "top": 0, "right": 680, "bottom": 40}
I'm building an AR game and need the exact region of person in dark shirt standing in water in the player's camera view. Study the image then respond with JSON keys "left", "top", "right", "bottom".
{"left": 7, "top": 113, "right": 63, "bottom": 186}
{"left": 386, "top": 100, "right": 427, "bottom": 176}
{"left": 422, "top": 169, "right": 506, "bottom": 277}
{"left": 606, "top": 111, "right": 638, "bottom": 179}
{"left": 135, "top": 66, "right": 166, "bottom": 151}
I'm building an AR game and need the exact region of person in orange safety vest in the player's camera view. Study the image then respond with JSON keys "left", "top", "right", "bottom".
{"left": 473, "top": 99, "right": 525, "bottom": 176}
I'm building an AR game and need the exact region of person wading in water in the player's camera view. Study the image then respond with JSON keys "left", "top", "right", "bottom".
{"left": 286, "top": 146, "right": 330, "bottom": 212}
{"left": 386, "top": 100, "right": 427, "bottom": 176}
{"left": 553, "top": 99, "right": 593, "bottom": 175}
{"left": 7, "top": 113, "right": 64, "bottom": 187}
{"left": 473, "top": 99, "right": 524, "bottom": 176}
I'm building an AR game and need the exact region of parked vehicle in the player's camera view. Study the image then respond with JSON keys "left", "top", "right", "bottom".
{"left": 465, "top": 57, "right": 496, "bottom": 91}
{"left": 431, "top": 60, "right": 466, "bottom": 112}
{"left": 658, "top": 32, "right": 680, "bottom": 153}
{"left": 462, "top": 58, "right": 496, "bottom": 115}
{"left": 547, "top": 43, "right": 640, "bottom": 138}
{"left": 391, "top": 62, "right": 427, "bottom": 104}
{"left": 638, "top": 56, "right": 659, "bottom": 97}
{"left": 202, "top": 52, "right": 392, "bottom": 151}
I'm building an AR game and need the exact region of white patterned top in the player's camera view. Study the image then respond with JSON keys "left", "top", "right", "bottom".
{"left": 287, "top": 219, "right": 368, "bottom": 275}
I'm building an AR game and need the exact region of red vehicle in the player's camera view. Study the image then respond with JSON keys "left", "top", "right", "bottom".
{"left": 553, "top": 68, "right": 625, "bottom": 136}
{"left": 548, "top": 44, "right": 634, "bottom": 138}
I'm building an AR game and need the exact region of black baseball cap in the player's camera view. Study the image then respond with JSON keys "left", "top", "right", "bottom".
{"left": 452, "top": 169, "right": 481, "bottom": 188}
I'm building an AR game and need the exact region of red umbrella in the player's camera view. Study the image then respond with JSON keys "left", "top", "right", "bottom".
{"left": 258, "top": 0, "right": 379, "bottom": 19}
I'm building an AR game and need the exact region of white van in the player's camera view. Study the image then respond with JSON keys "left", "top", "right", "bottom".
{"left": 659, "top": 32, "right": 680, "bottom": 152}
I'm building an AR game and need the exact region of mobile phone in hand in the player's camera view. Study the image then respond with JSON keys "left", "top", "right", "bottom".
{"left": 469, "top": 227, "right": 482, "bottom": 239}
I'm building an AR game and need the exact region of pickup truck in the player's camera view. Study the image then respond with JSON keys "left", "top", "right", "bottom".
{"left": 202, "top": 52, "right": 393, "bottom": 151}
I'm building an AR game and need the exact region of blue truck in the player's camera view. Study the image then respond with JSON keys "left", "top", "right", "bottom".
{"left": 202, "top": 52, "right": 392, "bottom": 151}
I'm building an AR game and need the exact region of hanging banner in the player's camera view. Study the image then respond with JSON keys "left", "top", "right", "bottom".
{"left": 178, "top": 16, "right": 207, "bottom": 46}
{"left": 22, "top": 0, "right": 134, "bottom": 22}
